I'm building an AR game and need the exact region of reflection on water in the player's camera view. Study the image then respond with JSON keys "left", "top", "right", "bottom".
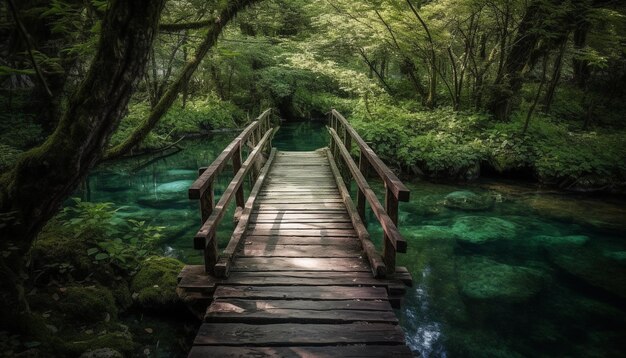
{"left": 83, "top": 121, "right": 626, "bottom": 357}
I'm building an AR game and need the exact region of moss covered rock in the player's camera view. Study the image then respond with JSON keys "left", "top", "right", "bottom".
{"left": 31, "top": 231, "right": 92, "bottom": 280}
{"left": 457, "top": 256, "right": 548, "bottom": 303}
{"left": 452, "top": 216, "right": 517, "bottom": 244}
{"left": 63, "top": 330, "right": 134, "bottom": 357}
{"left": 130, "top": 256, "right": 184, "bottom": 309}
{"left": 443, "top": 191, "right": 494, "bottom": 211}
{"left": 59, "top": 286, "right": 118, "bottom": 323}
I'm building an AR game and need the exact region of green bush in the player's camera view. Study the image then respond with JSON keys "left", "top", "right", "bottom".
{"left": 110, "top": 96, "right": 245, "bottom": 150}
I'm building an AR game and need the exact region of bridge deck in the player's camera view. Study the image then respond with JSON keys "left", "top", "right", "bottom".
{"left": 185, "top": 151, "right": 413, "bottom": 357}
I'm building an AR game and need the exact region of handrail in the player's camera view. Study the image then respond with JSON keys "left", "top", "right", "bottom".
{"left": 189, "top": 108, "right": 272, "bottom": 200}
{"left": 189, "top": 109, "right": 275, "bottom": 275}
{"left": 327, "top": 110, "right": 409, "bottom": 274}
{"left": 330, "top": 109, "right": 410, "bottom": 202}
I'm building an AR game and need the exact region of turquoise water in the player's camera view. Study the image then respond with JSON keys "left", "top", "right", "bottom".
{"left": 85, "top": 121, "right": 626, "bottom": 357}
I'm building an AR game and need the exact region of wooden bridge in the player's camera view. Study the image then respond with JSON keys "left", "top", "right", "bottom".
{"left": 177, "top": 109, "right": 414, "bottom": 357}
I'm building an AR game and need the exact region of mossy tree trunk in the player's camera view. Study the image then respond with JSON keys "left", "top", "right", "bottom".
{"left": 0, "top": 0, "right": 164, "bottom": 319}
{"left": 105, "top": 0, "right": 260, "bottom": 160}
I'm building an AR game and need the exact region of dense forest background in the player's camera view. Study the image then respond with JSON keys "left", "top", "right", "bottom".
{"left": 1, "top": 0, "right": 625, "bottom": 356}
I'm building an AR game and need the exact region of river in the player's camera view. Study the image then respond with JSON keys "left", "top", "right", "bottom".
{"left": 84, "top": 120, "right": 626, "bottom": 357}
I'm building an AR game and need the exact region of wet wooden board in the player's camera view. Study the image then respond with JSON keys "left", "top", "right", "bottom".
{"left": 249, "top": 222, "right": 355, "bottom": 230}
{"left": 213, "top": 285, "right": 389, "bottom": 300}
{"left": 238, "top": 244, "right": 361, "bottom": 257}
{"left": 246, "top": 229, "right": 358, "bottom": 237}
{"left": 206, "top": 299, "right": 398, "bottom": 324}
{"left": 193, "top": 323, "right": 406, "bottom": 346}
{"left": 243, "top": 235, "right": 360, "bottom": 246}
{"left": 230, "top": 257, "right": 371, "bottom": 272}
{"left": 189, "top": 345, "right": 414, "bottom": 358}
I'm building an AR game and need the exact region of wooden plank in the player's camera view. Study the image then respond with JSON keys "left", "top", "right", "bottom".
{"left": 246, "top": 229, "right": 358, "bottom": 237}
{"left": 259, "top": 189, "right": 339, "bottom": 194}
{"left": 189, "top": 345, "right": 414, "bottom": 358}
{"left": 254, "top": 204, "right": 346, "bottom": 211}
{"left": 250, "top": 218, "right": 353, "bottom": 224}
{"left": 243, "top": 236, "right": 359, "bottom": 246}
{"left": 250, "top": 213, "right": 349, "bottom": 219}
{"left": 210, "top": 299, "right": 393, "bottom": 312}
{"left": 193, "top": 322, "right": 406, "bottom": 346}
{"left": 262, "top": 186, "right": 338, "bottom": 190}
{"left": 223, "top": 273, "right": 405, "bottom": 289}
{"left": 256, "top": 194, "right": 342, "bottom": 198}
{"left": 231, "top": 257, "right": 370, "bottom": 272}
{"left": 213, "top": 285, "right": 389, "bottom": 300}
{"left": 206, "top": 299, "right": 398, "bottom": 324}
{"left": 255, "top": 198, "right": 344, "bottom": 204}
{"left": 238, "top": 244, "right": 361, "bottom": 258}
{"left": 249, "top": 223, "right": 355, "bottom": 230}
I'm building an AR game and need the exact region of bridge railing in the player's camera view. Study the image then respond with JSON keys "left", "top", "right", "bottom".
{"left": 188, "top": 109, "right": 275, "bottom": 276}
{"left": 327, "top": 109, "right": 410, "bottom": 275}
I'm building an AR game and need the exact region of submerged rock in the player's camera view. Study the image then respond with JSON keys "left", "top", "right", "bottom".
{"left": 130, "top": 256, "right": 184, "bottom": 309}
{"left": 550, "top": 247, "right": 626, "bottom": 299}
{"left": 443, "top": 191, "right": 494, "bottom": 211}
{"left": 531, "top": 235, "right": 590, "bottom": 247}
{"left": 457, "top": 256, "right": 548, "bottom": 303}
{"left": 604, "top": 250, "right": 626, "bottom": 263}
{"left": 155, "top": 180, "right": 194, "bottom": 194}
{"left": 404, "top": 225, "right": 457, "bottom": 241}
{"left": 452, "top": 216, "right": 517, "bottom": 244}
{"left": 165, "top": 169, "right": 197, "bottom": 177}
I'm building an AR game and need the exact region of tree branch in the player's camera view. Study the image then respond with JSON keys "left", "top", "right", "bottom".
{"left": 105, "top": 0, "right": 260, "bottom": 160}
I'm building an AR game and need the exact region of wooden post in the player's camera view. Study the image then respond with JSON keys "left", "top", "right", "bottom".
{"left": 198, "top": 168, "right": 213, "bottom": 224}
{"left": 356, "top": 152, "right": 367, "bottom": 223}
{"left": 383, "top": 185, "right": 399, "bottom": 274}
{"left": 342, "top": 125, "right": 352, "bottom": 189}
{"left": 232, "top": 144, "right": 245, "bottom": 208}
{"left": 204, "top": 234, "right": 218, "bottom": 276}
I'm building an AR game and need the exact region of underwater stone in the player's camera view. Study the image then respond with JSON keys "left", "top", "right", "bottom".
{"left": 404, "top": 225, "right": 458, "bottom": 241}
{"left": 443, "top": 191, "right": 494, "bottom": 211}
{"left": 531, "top": 235, "right": 590, "bottom": 247}
{"left": 457, "top": 256, "right": 548, "bottom": 303}
{"left": 155, "top": 180, "right": 194, "bottom": 193}
{"left": 165, "top": 169, "right": 197, "bottom": 177}
{"left": 604, "top": 250, "right": 626, "bottom": 263}
{"left": 452, "top": 216, "right": 516, "bottom": 244}
{"left": 550, "top": 247, "right": 626, "bottom": 299}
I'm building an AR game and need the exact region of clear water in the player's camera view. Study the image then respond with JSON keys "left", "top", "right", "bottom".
{"left": 84, "top": 121, "right": 626, "bottom": 357}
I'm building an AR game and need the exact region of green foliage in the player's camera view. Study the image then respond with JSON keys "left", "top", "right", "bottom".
{"left": 0, "top": 143, "right": 22, "bottom": 171}
{"left": 46, "top": 198, "right": 167, "bottom": 271}
{"left": 110, "top": 97, "right": 244, "bottom": 150}
{"left": 0, "top": 113, "right": 43, "bottom": 149}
